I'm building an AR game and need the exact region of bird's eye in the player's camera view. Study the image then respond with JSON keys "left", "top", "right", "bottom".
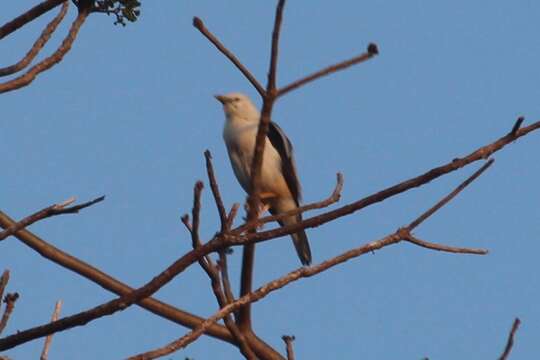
{"left": 234, "top": 97, "right": 240, "bottom": 102}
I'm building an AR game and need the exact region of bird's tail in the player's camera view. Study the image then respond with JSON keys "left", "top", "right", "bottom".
{"left": 291, "top": 230, "right": 311, "bottom": 266}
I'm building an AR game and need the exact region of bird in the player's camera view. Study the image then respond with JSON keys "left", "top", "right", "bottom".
{"left": 215, "top": 92, "right": 312, "bottom": 266}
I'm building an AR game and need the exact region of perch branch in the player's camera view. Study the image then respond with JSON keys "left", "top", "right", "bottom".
{"left": 239, "top": 0, "right": 287, "bottom": 332}
{"left": 128, "top": 158, "right": 493, "bottom": 360}
{"left": 234, "top": 172, "right": 343, "bottom": 234}
{"left": 2, "top": 119, "right": 538, "bottom": 357}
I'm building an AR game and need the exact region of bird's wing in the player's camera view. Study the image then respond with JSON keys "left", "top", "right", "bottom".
{"left": 267, "top": 121, "right": 302, "bottom": 204}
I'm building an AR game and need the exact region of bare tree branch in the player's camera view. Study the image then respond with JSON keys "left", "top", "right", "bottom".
{"left": 0, "top": 211, "right": 284, "bottom": 360}
{"left": 0, "top": 6, "right": 90, "bottom": 94}
{"left": 407, "top": 159, "right": 494, "bottom": 230}
{"left": 39, "top": 300, "right": 63, "bottom": 360}
{"left": 277, "top": 44, "right": 378, "bottom": 98}
{"left": 0, "top": 0, "right": 65, "bottom": 40}
{"left": 282, "top": 335, "right": 295, "bottom": 360}
{"left": 0, "top": 271, "right": 9, "bottom": 306}
{"left": 238, "top": 0, "right": 288, "bottom": 332}
{"left": 0, "top": 1, "right": 68, "bottom": 77}
{"left": 128, "top": 157, "right": 493, "bottom": 360}
{"left": 510, "top": 116, "right": 525, "bottom": 137}
{"left": 192, "top": 17, "right": 265, "bottom": 97}
{"left": 402, "top": 233, "right": 487, "bottom": 255}
{"left": 498, "top": 318, "right": 521, "bottom": 360}
{"left": 1, "top": 118, "right": 537, "bottom": 356}
{"left": 204, "top": 150, "right": 228, "bottom": 231}
{"left": 0, "top": 196, "right": 105, "bottom": 242}
{"left": 0, "top": 294, "right": 19, "bottom": 336}
{"left": 239, "top": 120, "right": 540, "bottom": 245}
{"left": 184, "top": 182, "right": 258, "bottom": 360}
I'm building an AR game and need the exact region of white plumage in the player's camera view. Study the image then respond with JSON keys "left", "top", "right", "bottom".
{"left": 216, "top": 92, "right": 312, "bottom": 265}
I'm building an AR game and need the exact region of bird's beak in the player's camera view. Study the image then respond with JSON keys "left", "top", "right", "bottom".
{"left": 214, "top": 95, "right": 227, "bottom": 104}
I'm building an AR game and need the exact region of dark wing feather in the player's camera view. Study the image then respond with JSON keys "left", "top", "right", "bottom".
{"left": 267, "top": 121, "right": 302, "bottom": 204}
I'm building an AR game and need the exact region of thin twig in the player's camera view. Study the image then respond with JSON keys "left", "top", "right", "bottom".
{"left": 278, "top": 44, "right": 379, "bottom": 98}
{"left": 186, "top": 182, "right": 257, "bottom": 360}
{"left": 510, "top": 117, "right": 524, "bottom": 136}
{"left": 403, "top": 233, "right": 487, "bottom": 255}
{"left": 191, "top": 181, "right": 204, "bottom": 248}
{"left": 0, "top": 293, "right": 19, "bottom": 336}
{"left": 282, "top": 335, "right": 295, "bottom": 360}
{"left": 0, "top": 7, "right": 90, "bottom": 94}
{"left": 218, "top": 251, "right": 236, "bottom": 309}
{"left": 0, "top": 196, "right": 105, "bottom": 242}
{"left": 225, "top": 203, "right": 240, "bottom": 231}
{"left": 0, "top": 0, "right": 65, "bottom": 40}
{"left": 192, "top": 17, "right": 265, "bottom": 97}
{"left": 267, "top": 0, "right": 286, "bottom": 92}
{"left": 40, "top": 300, "right": 63, "bottom": 360}
{"left": 0, "top": 271, "right": 9, "bottom": 305}
{"left": 205, "top": 150, "right": 228, "bottom": 231}
{"left": 498, "top": 318, "right": 521, "bottom": 360}
{"left": 0, "top": 1, "right": 68, "bottom": 77}
{"left": 407, "top": 159, "right": 494, "bottom": 230}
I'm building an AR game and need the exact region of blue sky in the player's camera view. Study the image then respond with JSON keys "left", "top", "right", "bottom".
{"left": 2, "top": 1, "right": 540, "bottom": 359}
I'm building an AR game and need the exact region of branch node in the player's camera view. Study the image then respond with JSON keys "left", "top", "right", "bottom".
{"left": 367, "top": 42, "right": 379, "bottom": 55}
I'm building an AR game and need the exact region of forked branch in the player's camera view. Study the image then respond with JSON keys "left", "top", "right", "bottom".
{"left": 0, "top": 6, "right": 90, "bottom": 94}
{"left": 0, "top": 0, "right": 66, "bottom": 40}
{"left": 0, "top": 196, "right": 105, "bottom": 242}
{"left": 0, "top": 1, "right": 68, "bottom": 77}
{"left": 128, "top": 158, "right": 493, "bottom": 360}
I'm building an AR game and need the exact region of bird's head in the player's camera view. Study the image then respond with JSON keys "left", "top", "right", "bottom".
{"left": 215, "top": 92, "right": 259, "bottom": 122}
